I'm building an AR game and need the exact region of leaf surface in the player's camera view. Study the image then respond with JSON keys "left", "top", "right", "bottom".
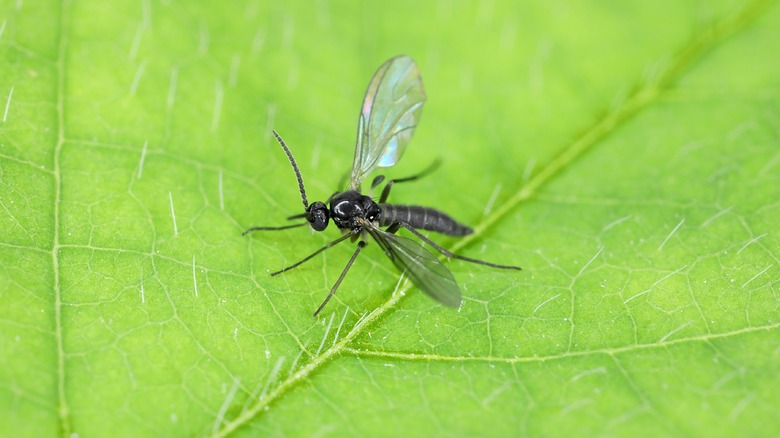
{"left": 1, "top": 1, "right": 779, "bottom": 437}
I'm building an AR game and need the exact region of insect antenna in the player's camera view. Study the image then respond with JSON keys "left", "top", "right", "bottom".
{"left": 272, "top": 130, "right": 310, "bottom": 209}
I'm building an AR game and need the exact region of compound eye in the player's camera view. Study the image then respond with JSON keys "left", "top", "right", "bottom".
{"left": 307, "top": 202, "right": 329, "bottom": 232}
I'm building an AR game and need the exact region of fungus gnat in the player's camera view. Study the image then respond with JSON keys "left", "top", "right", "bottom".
{"left": 244, "top": 55, "right": 521, "bottom": 317}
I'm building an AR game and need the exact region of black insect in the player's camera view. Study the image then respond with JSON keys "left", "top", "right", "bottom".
{"left": 244, "top": 56, "right": 521, "bottom": 317}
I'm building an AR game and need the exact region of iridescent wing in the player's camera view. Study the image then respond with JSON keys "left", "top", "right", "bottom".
{"left": 350, "top": 56, "right": 426, "bottom": 190}
{"left": 367, "top": 226, "right": 462, "bottom": 308}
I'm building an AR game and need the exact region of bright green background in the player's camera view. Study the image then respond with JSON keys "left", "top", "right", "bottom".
{"left": 1, "top": 0, "right": 779, "bottom": 436}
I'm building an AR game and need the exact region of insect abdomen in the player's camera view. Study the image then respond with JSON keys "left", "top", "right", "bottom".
{"left": 379, "top": 204, "right": 473, "bottom": 236}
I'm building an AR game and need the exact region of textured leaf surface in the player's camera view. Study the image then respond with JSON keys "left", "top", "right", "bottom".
{"left": 1, "top": 1, "right": 779, "bottom": 437}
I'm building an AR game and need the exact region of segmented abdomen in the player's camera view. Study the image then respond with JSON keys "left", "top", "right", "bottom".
{"left": 378, "top": 204, "right": 473, "bottom": 236}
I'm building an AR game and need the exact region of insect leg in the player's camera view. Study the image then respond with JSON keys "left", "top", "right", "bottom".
{"left": 313, "top": 240, "right": 367, "bottom": 317}
{"left": 395, "top": 223, "right": 522, "bottom": 271}
{"left": 242, "top": 222, "right": 308, "bottom": 236}
{"left": 378, "top": 160, "right": 441, "bottom": 203}
{"left": 271, "top": 230, "right": 357, "bottom": 276}
{"left": 286, "top": 212, "right": 307, "bottom": 220}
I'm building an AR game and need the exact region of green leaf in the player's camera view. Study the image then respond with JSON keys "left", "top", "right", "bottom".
{"left": 1, "top": 0, "right": 779, "bottom": 436}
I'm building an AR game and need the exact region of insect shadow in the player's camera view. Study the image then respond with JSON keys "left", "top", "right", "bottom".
{"left": 244, "top": 56, "right": 521, "bottom": 317}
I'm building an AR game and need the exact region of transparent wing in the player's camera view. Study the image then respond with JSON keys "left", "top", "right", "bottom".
{"left": 350, "top": 56, "right": 426, "bottom": 189}
{"left": 367, "top": 226, "right": 461, "bottom": 308}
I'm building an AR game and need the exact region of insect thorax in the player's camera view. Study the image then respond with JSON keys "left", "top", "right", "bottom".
{"left": 329, "top": 190, "right": 380, "bottom": 229}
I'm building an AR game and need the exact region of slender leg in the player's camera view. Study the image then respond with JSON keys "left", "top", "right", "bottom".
{"left": 313, "top": 240, "right": 367, "bottom": 317}
{"left": 378, "top": 160, "right": 441, "bottom": 203}
{"left": 285, "top": 213, "right": 307, "bottom": 220}
{"left": 397, "top": 223, "right": 522, "bottom": 271}
{"left": 271, "top": 231, "right": 357, "bottom": 276}
{"left": 242, "top": 222, "right": 307, "bottom": 236}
